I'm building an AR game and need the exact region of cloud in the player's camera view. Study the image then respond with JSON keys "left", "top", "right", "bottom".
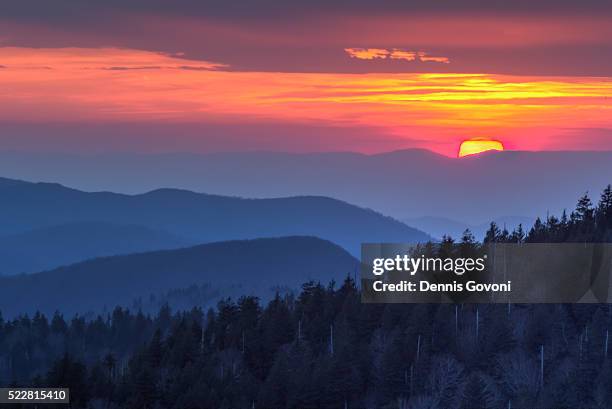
{"left": 1, "top": 1, "right": 611, "bottom": 24}
{"left": 0, "top": 47, "right": 227, "bottom": 72}
{"left": 2, "top": 11, "right": 612, "bottom": 75}
{"left": 345, "top": 48, "right": 450, "bottom": 64}
{"left": 389, "top": 50, "right": 417, "bottom": 61}
{"left": 418, "top": 52, "right": 450, "bottom": 64}
{"left": 344, "top": 48, "right": 390, "bottom": 60}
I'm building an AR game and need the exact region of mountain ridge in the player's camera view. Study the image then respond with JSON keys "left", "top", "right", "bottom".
{"left": 0, "top": 221, "right": 189, "bottom": 275}
{"left": 0, "top": 236, "right": 359, "bottom": 317}
{"left": 1, "top": 149, "right": 610, "bottom": 224}
{"left": 0, "top": 177, "right": 430, "bottom": 270}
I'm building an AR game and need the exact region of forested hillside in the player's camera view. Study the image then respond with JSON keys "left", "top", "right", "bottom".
{"left": 0, "top": 236, "right": 358, "bottom": 318}
{"left": 1, "top": 280, "right": 610, "bottom": 408}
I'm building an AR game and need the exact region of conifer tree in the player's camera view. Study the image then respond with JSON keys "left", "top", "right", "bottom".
{"left": 484, "top": 222, "right": 501, "bottom": 243}
{"left": 599, "top": 185, "right": 612, "bottom": 215}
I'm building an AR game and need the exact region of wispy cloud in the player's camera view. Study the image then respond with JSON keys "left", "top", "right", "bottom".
{"left": 417, "top": 52, "right": 450, "bottom": 64}
{"left": 0, "top": 47, "right": 227, "bottom": 72}
{"left": 345, "top": 48, "right": 450, "bottom": 64}
{"left": 344, "top": 48, "right": 389, "bottom": 60}
{"left": 389, "top": 50, "right": 417, "bottom": 61}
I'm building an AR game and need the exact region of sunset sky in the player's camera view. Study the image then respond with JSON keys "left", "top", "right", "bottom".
{"left": 1, "top": 1, "right": 612, "bottom": 156}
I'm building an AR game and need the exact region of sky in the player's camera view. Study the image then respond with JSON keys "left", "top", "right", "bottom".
{"left": 1, "top": 0, "right": 612, "bottom": 156}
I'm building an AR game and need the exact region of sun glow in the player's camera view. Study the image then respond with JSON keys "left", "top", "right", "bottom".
{"left": 458, "top": 139, "right": 505, "bottom": 157}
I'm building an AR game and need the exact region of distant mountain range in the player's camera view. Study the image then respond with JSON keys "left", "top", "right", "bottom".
{"left": 0, "top": 177, "right": 429, "bottom": 274}
{"left": 0, "top": 236, "right": 358, "bottom": 317}
{"left": 0, "top": 149, "right": 610, "bottom": 224}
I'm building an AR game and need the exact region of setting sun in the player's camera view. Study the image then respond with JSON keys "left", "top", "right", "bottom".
{"left": 458, "top": 139, "right": 505, "bottom": 157}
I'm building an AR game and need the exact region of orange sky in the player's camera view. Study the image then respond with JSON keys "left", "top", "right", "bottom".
{"left": 1, "top": 47, "right": 612, "bottom": 155}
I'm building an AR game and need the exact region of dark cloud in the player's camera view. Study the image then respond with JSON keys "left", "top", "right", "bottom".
{"left": 1, "top": 0, "right": 611, "bottom": 22}
{"left": 1, "top": 1, "right": 612, "bottom": 76}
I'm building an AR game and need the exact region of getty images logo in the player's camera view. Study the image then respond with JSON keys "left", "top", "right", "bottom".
{"left": 372, "top": 254, "right": 488, "bottom": 276}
